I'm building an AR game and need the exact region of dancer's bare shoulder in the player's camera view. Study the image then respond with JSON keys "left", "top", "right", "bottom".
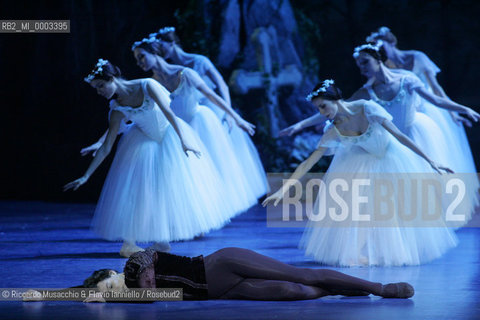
{"left": 350, "top": 99, "right": 370, "bottom": 112}
{"left": 347, "top": 88, "right": 370, "bottom": 101}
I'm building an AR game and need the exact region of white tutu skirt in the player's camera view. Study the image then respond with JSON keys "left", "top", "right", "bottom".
{"left": 203, "top": 101, "right": 270, "bottom": 199}
{"left": 91, "top": 121, "right": 234, "bottom": 242}
{"left": 420, "top": 103, "right": 479, "bottom": 224}
{"left": 188, "top": 105, "right": 259, "bottom": 215}
{"left": 300, "top": 139, "right": 458, "bottom": 267}
{"left": 408, "top": 111, "right": 479, "bottom": 225}
{"left": 407, "top": 112, "right": 451, "bottom": 167}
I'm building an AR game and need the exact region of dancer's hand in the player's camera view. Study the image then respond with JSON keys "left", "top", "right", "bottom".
{"left": 462, "top": 107, "right": 480, "bottom": 124}
{"left": 235, "top": 117, "right": 256, "bottom": 136}
{"left": 80, "top": 142, "right": 102, "bottom": 157}
{"left": 182, "top": 143, "right": 202, "bottom": 158}
{"left": 64, "top": 176, "right": 88, "bottom": 191}
{"left": 278, "top": 123, "right": 302, "bottom": 137}
{"left": 262, "top": 189, "right": 284, "bottom": 207}
{"left": 450, "top": 112, "right": 472, "bottom": 127}
{"left": 429, "top": 161, "right": 454, "bottom": 175}
{"left": 22, "top": 289, "right": 42, "bottom": 301}
{"left": 83, "top": 293, "right": 106, "bottom": 303}
{"left": 222, "top": 114, "right": 235, "bottom": 133}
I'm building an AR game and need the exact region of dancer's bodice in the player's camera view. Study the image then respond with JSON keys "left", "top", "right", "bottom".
{"left": 320, "top": 101, "right": 393, "bottom": 158}
{"left": 191, "top": 54, "right": 216, "bottom": 91}
{"left": 406, "top": 50, "right": 440, "bottom": 91}
{"left": 365, "top": 76, "right": 417, "bottom": 132}
{"left": 169, "top": 69, "right": 203, "bottom": 123}
{"left": 110, "top": 79, "right": 170, "bottom": 142}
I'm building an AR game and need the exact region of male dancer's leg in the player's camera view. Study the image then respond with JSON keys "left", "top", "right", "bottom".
{"left": 204, "top": 247, "right": 385, "bottom": 298}
{"left": 219, "top": 279, "right": 329, "bottom": 300}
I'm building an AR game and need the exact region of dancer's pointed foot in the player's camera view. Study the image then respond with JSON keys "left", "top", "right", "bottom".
{"left": 120, "top": 242, "right": 144, "bottom": 258}
{"left": 380, "top": 282, "right": 414, "bottom": 298}
{"left": 147, "top": 241, "right": 171, "bottom": 252}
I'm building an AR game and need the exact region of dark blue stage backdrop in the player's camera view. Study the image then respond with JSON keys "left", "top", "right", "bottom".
{"left": 0, "top": 0, "right": 479, "bottom": 202}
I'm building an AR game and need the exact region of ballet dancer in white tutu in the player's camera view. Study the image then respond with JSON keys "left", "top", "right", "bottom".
{"left": 350, "top": 41, "right": 479, "bottom": 224}
{"left": 365, "top": 27, "right": 479, "bottom": 220}
{"left": 263, "top": 79, "right": 463, "bottom": 267}
{"left": 279, "top": 42, "right": 479, "bottom": 225}
{"left": 149, "top": 26, "right": 269, "bottom": 199}
{"left": 131, "top": 35, "right": 260, "bottom": 215}
{"left": 65, "top": 59, "right": 238, "bottom": 257}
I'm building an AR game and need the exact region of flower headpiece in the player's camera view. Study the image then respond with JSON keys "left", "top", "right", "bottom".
{"left": 306, "top": 79, "right": 335, "bottom": 101}
{"left": 366, "top": 26, "right": 391, "bottom": 43}
{"left": 352, "top": 40, "right": 384, "bottom": 58}
{"left": 142, "top": 27, "right": 175, "bottom": 45}
{"left": 131, "top": 36, "right": 157, "bottom": 51}
{"left": 84, "top": 58, "right": 109, "bottom": 83}
{"left": 157, "top": 26, "right": 175, "bottom": 35}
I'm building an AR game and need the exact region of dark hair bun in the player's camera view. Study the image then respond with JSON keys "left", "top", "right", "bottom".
{"left": 136, "top": 41, "right": 163, "bottom": 56}
{"left": 93, "top": 61, "right": 122, "bottom": 81}
{"left": 309, "top": 81, "right": 342, "bottom": 101}
{"left": 354, "top": 42, "right": 388, "bottom": 62}
{"left": 366, "top": 26, "right": 398, "bottom": 46}
{"left": 156, "top": 30, "right": 179, "bottom": 44}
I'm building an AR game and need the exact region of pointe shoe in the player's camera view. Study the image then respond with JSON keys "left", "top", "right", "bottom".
{"left": 380, "top": 282, "right": 415, "bottom": 298}
{"left": 147, "top": 241, "right": 171, "bottom": 252}
{"left": 358, "top": 256, "right": 369, "bottom": 266}
{"left": 119, "top": 242, "right": 145, "bottom": 258}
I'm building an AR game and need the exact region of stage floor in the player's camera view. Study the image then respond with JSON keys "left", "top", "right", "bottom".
{"left": 0, "top": 201, "right": 479, "bottom": 320}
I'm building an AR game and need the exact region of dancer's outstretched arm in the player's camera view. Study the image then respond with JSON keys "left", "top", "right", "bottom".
{"left": 422, "top": 70, "right": 472, "bottom": 126}
{"left": 423, "top": 70, "right": 447, "bottom": 99}
{"left": 146, "top": 79, "right": 200, "bottom": 158}
{"left": 262, "top": 146, "right": 327, "bottom": 206}
{"left": 204, "top": 65, "right": 237, "bottom": 131}
{"left": 381, "top": 120, "right": 452, "bottom": 174}
{"left": 64, "top": 110, "right": 123, "bottom": 191}
{"left": 185, "top": 69, "right": 256, "bottom": 135}
{"left": 415, "top": 87, "right": 480, "bottom": 123}
{"left": 80, "top": 130, "right": 107, "bottom": 157}
{"left": 205, "top": 65, "right": 231, "bottom": 108}
{"left": 278, "top": 113, "right": 325, "bottom": 137}
{"left": 278, "top": 88, "right": 370, "bottom": 137}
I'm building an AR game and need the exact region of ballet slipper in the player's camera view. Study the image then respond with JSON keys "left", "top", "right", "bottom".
{"left": 358, "top": 255, "right": 369, "bottom": 266}
{"left": 147, "top": 241, "right": 171, "bottom": 252}
{"left": 380, "top": 282, "right": 414, "bottom": 298}
{"left": 120, "top": 242, "right": 145, "bottom": 258}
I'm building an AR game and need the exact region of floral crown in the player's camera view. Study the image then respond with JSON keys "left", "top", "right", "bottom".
{"left": 131, "top": 35, "right": 157, "bottom": 51}
{"left": 352, "top": 40, "right": 384, "bottom": 58}
{"left": 306, "top": 79, "right": 335, "bottom": 101}
{"left": 157, "top": 26, "right": 175, "bottom": 35}
{"left": 366, "top": 26, "right": 391, "bottom": 43}
{"left": 145, "top": 26, "right": 176, "bottom": 42}
{"left": 131, "top": 26, "right": 176, "bottom": 51}
{"left": 84, "top": 58, "right": 109, "bottom": 83}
